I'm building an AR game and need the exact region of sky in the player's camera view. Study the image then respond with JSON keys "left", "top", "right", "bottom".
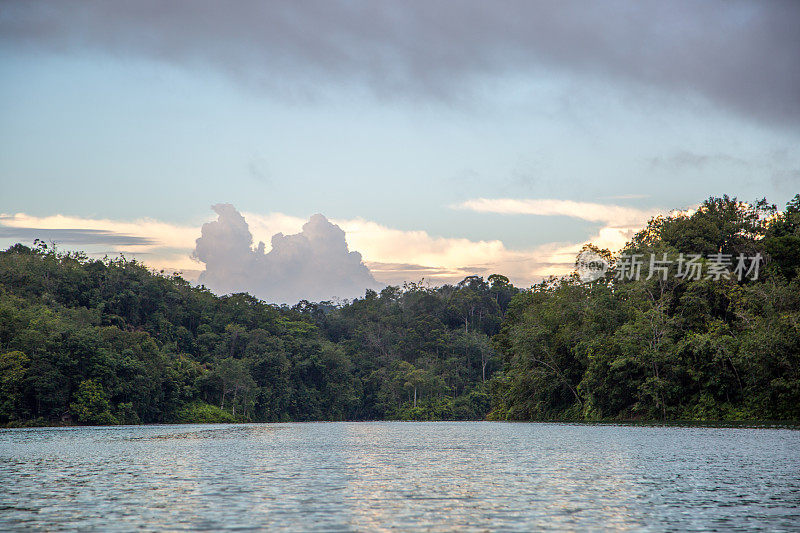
{"left": 1, "top": 1, "right": 799, "bottom": 302}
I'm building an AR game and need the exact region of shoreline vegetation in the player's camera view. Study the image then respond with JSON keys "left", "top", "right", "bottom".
{"left": 4, "top": 419, "right": 800, "bottom": 430}
{"left": 1, "top": 194, "right": 799, "bottom": 427}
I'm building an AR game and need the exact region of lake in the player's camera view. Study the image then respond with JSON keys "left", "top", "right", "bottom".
{"left": 1, "top": 422, "right": 799, "bottom": 531}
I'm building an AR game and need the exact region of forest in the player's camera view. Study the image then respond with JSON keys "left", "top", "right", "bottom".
{"left": 0, "top": 194, "right": 798, "bottom": 425}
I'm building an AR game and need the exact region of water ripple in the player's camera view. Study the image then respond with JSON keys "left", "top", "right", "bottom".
{"left": 1, "top": 422, "right": 799, "bottom": 531}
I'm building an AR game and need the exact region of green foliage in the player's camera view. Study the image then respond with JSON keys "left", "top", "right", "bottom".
{"left": 173, "top": 402, "right": 235, "bottom": 423}
{"left": 313, "top": 276, "right": 514, "bottom": 419}
{"left": 70, "top": 379, "right": 118, "bottom": 425}
{"left": 494, "top": 195, "right": 800, "bottom": 422}
{"left": 1, "top": 194, "right": 796, "bottom": 425}
{"left": 0, "top": 243, "right": 513, "bottom": 424}
{"left": 764, "top": 194, "right": 800, "bottom": 280}
{"left": 0, "top": 350, "right": 30, "bottom": 422}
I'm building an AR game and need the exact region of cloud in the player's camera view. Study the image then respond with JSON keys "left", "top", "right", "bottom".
{"left": 446, "top": 198, "right": 668, "bottom": 279}
{"left": 0, "top": 200, "right": 668, "bottom": 293}
{"left": 0, "top": 213, "right": 198, "bottom": 250}
{"left": 453, "top": 198, "right": 658, "bottom": 227}
{"left": 334, "top": 217, "right": 508, "bottom": 275}
{"left": 0, "top": 212, "right": 201, "bottom": 276}
{"left": 236, "top": 211, "right": 588, "bottom": 286}
{"left": 198, "top": 209, "right": 596, "bottom": 288}
{"left": 0, "top": 226, "right": 155, "bottom": 246}
{"left": 193, "top": 204, "right": 379, "bottom": 303}
{"left": 1, "top": 1, "right": 798, "bottom": 125}
{"left": 335, "top": 214, "right": 642, "bottom": 285}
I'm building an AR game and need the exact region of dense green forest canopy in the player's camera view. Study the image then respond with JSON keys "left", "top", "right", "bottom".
{"left": 493, "top": 194, "right": 800, "bottom": 421}
{"left": 0, "top": 241, "right": 515, "bottom": 425}
{"left": 1, "top": 194, "right": 798, "bottom": 425}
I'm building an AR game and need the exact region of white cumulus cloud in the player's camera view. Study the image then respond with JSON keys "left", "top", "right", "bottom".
{"left": 193, "top": 204, "right": 379, "bottom": 303}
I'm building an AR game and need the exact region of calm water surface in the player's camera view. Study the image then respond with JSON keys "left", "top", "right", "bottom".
{"left": 1, "top": 422, "right": 799, "bottom": 531}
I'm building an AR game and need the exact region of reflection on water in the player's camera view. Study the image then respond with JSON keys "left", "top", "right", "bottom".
{"left": 1, "top": 422, "right": 799, "bottom": 531}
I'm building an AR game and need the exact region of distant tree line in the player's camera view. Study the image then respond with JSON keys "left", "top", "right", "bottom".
{"left": 0, "top": 194, "right": 797, "bottom": 425}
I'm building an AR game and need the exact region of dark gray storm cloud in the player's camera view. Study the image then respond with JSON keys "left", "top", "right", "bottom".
{"left": 1, "top": 1, "right": 798, "bottom": 125}
{"left": 0, "top": 226, "right": 155, "bottom": 246}
{"left": 193, "top": 204, "right": 379, "bottom": 303}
